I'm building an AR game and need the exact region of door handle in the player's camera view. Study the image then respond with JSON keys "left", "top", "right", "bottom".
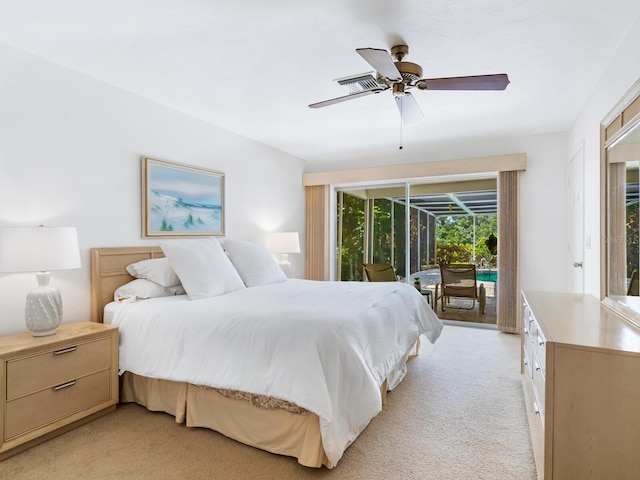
{"left": 573, "top": 261, "right": 583, "bottom": 268}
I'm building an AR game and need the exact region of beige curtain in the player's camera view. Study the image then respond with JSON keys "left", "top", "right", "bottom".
{"left": 305, "top": 185, "right": 331, "bottom": 280}
{"left": 607, "top": 162, "right": 627, "bottom": 296}
{"left": 497, "top": 170, "right": 519, "bottom": 333}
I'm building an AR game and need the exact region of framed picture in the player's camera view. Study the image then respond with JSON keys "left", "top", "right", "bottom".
{"left": 142, "top": 157, "right": 225, "bottom": 238}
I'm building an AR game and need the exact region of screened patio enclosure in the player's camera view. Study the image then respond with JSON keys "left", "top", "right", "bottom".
{"left": 336, "top": 178, "right": 498, "bottom": 282}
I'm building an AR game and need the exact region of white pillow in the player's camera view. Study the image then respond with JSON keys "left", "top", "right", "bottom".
{"left": 114, "top": 278, "right": 186, "bottom": 302}
{"left": 224, "top": 240, "right": 287, "bottom": 287}
{"left": 160, "top": 238, "right": 245, "bottom": 299}
{"left": 126, "top": 257, "right": 181, "bottom": 287}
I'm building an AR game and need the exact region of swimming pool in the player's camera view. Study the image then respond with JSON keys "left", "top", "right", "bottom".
{"left": 476, "top": 270, "right": 498, "bottom": 282}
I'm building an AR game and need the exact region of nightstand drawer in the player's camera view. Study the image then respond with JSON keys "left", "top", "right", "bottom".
{"left": 0, "top": 322, "right": 118, "bottom": 461}
{"left": 6, "top": 337, "right": 111, "bottom": 401}
{"left": 5, "top": 369, "right": 112, "bottom": 440}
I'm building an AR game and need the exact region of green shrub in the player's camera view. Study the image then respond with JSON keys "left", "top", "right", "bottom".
{"left": 437, "top": 243, "right": 475, "bottom": 264}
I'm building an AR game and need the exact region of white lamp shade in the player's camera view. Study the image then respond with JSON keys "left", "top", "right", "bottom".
{"left": 0, "top": 226, "right": 81, "bottom": 273}
{"left": 268, "top": 232, "right": 300, "bottom": 254}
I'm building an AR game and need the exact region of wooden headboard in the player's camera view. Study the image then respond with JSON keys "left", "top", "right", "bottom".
{"left": 90, "top": 246, "right": 165, "bottom": 322}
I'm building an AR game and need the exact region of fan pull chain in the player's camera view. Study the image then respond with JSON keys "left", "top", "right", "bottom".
{"left": 399, "top": 100, "right": 403, "bottom": 150}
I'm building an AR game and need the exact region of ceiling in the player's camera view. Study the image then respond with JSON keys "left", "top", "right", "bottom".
{"left": 344, "top": 177, "right": 497, "bottom": 216}
{"left": 408, "top": 190, "right": 497, "bottom": 217}
{"left": 1, "top": 1, "right": 640, "bottom": 167}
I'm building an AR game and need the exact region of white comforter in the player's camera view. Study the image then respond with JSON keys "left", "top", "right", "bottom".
{"left": 109, "top": 279, "right": 443, "bottom": 466}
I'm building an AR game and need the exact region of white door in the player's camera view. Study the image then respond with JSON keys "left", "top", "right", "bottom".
{"left": 568, "top": 146, "right": 585, "bottom": 293}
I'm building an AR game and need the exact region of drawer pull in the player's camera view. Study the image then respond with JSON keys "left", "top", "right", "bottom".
{"left": 52, "top": 380, "right": 76, "bottom": 391}
{"left": 533, "top": 401, "right": 540, "bottom": 415}
{"left": 524, "top": 327, "right": 529, "bottom": 334}
{"left": 537, "top": 336, "right": 545, "bottom": 347}
{"left": 534, "top": 360, "right": 541, "bottom": 372}
{"left": 53, "top": 346, "right": 78, "bottom": 356}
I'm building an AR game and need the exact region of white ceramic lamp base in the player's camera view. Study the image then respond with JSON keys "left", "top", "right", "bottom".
{"left": 278, "top": 253, "right": 294, "bottom": 278}
{"left": 25, "top": 272, "right": 62, "bottom": 337}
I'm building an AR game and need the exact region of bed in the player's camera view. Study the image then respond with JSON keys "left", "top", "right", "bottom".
{"left": 90, "top": 243, "right": 443, "bottom": 468}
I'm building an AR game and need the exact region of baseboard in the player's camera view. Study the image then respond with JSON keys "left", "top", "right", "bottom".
{"left": 441, "top": 319, "right": 497, "bottom": 330}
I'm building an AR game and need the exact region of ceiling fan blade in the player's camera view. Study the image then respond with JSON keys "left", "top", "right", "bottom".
{"left": 395, "top": 93, "right": 425, "bottom": 125}
{"left": 356, "top": 48, "right": 402, "bottom": 82}
{"left": 416, "top": 74, "right": 510, "bottom": 91}
{"left": 308, "top": 88, "right": 384, "bottom": 109}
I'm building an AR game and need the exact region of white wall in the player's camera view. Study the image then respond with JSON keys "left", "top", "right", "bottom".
{"left": 516, "top": 133, "right": 568, "bottom": 292}
{"left": 569, "top": 15, "right": 640, "bottom": 298}
{"left": 0, "top": 42, "right": 306, "bottom": 336}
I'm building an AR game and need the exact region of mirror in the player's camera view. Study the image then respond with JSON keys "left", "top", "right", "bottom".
{"left": 605, "top": 114, "right": 640, "bottom": 325}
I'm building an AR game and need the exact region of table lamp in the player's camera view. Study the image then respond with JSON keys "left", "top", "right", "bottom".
{"left": 0, "top": 226, "right": 81, "bottom": 336}
{"left": 268, "top": 232, "right": 300, "bottom": 278}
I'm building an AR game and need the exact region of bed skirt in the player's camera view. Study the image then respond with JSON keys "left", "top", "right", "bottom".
{"left": 120, "top": 372, "right": 332, "bottom": 467}
{"left": 119, "top": 339, "right": 418, "bottom": 469}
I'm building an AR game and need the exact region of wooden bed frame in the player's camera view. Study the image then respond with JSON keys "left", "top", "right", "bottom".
{"left": 90, "top": 246, "right": 332, "bottom": 468}
{"left": 90, "top": 246, "right": 165, "bottom": 323}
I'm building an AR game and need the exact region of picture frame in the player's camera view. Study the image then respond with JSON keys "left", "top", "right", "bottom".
{"left": 142, "top": 157, "right": 225, "bottom": 238}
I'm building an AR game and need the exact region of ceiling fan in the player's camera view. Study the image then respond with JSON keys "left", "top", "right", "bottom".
{"left": 309, "top": 45, "right": 510, "bottom": 125}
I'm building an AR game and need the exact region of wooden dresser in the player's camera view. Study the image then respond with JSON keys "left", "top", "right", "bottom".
{"left": 521, "top": 291, "right": 640, "bottom": 480}
{"left": 0, "top": 321, "right": 118, "bottom": 460}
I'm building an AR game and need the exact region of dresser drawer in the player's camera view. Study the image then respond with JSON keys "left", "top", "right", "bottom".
{"left": 6, "top": 337, "right": 111, "bottom": 401}
{"left": 532, "top": 357, "right": 546, "bottom": 418}
{"left": 522, "top": 342, "right": 533, "bottom": 377}
{"left": 524, "top": 306, "right": 535, "bottom": 343}
{"left": 523, "top": 331, "right": 535, "bottom": 375}
{"left": 522, "top": 375, "right": 545, "bottom": 477}
{"left": 530, "top": 318, "right": 546, "bottom": 375}
{"left": 524, "top": 309, "right": 533, "bottom": 336}
{"left": 5, "top": 369, "right": 112, "bottom": 440}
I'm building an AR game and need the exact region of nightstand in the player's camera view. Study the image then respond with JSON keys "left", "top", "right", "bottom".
{"left": 0, "top": 321, "right": 118, "bottom": 460}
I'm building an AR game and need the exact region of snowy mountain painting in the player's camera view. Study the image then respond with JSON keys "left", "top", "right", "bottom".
{"left": 144, "top": 159, "right": 224, "bottom": 236}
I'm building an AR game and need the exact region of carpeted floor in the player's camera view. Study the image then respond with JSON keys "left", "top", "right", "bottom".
{"left": 1, "top": 326, "right": 536, "bottom": 480}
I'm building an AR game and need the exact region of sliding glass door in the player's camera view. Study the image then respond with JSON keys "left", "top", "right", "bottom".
{"left": 337, "top": 185, "right": 435, "bottom": 282}
{"left": 336, "top": 179, "right": 497, "bottom": 284}
{"left": 336, "top": 191, "right": 365, "bottom": 281}
{"left": 392, "top": 200, "right": 407, "bottom": 278}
